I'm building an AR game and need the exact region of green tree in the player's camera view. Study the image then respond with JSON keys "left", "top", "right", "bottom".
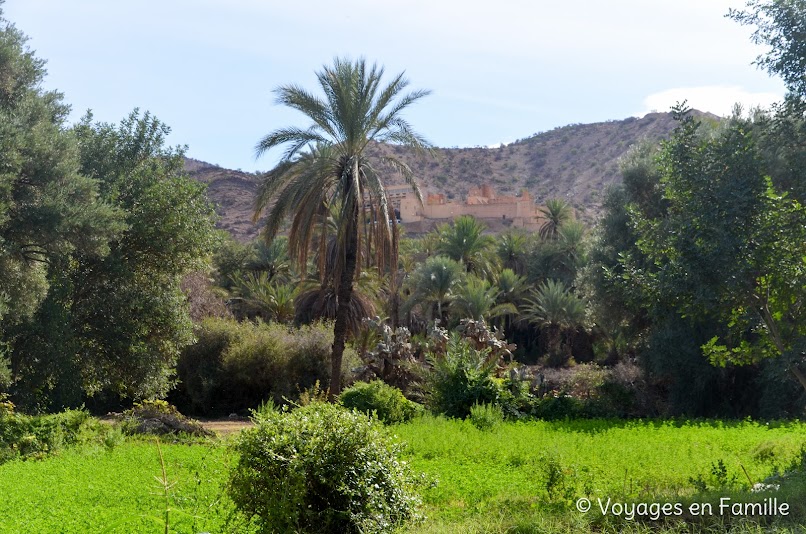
{"left": 628, "top": 108, "right": 806, "bottom": 392}
{"left": 450, "top": 276, "right": 516, "bottom": 322}
{"left": 538, "top": 198, "right": 573, "bottom": 241}
{"left": 403, "top": 255, "right": 464, "bottom": 324}
{"left": 0, "top": 8, "right": 124, "bottom": 404}
{"left": 729, "top": 0, "right": 806, "bottom": 99}
{"left": 11, "top": 110, "right": 218, "bottom": 408}
{"left": 524, "top": 279, "right": 586, "bottom": 366}
{"left": 436, "top": 215, "right": 497, "bottom": 276}
{"left": 252, "top": 58, "right": 431, "bottom": 398}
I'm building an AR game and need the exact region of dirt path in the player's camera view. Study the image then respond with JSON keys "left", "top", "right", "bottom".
{"left": 198, "top": 419, "right": 253, "bottom": 436}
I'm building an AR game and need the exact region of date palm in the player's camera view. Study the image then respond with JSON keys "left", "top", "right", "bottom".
{"left": 539, "top": 198, "right": 573, "bottom": 241}
{"left": 253, "top": 58, "right": 431, "bottom": 398}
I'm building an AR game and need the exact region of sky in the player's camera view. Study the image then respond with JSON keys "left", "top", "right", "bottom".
{"left": 3, "top": 0, "right": 787, "bottom": 173}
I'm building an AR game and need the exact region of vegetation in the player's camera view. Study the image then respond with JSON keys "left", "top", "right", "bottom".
{"left": 1, "top": 2, "right": 806, "bottom": 532}
{"left": 1, "top": 417, "right": 806, "bottom": 533}
{"left": 339, "top": 380, "right": 423, "bottom": 424}
{"left": 252, "top": 57, "right": 431, "bottom": 399}
{"left": 229, "top": 402, "right": 421, "bottom": 533}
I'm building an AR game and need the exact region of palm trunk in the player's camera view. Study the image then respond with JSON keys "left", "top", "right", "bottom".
{"left": 330, "top": 212, "right": 359, "bottom": 401}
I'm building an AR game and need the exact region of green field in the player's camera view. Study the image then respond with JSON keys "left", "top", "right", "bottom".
{"left": 1, "top": 418, "right": 806, "bottom": 533}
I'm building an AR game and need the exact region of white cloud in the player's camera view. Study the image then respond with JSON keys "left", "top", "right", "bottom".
{"left": 638, "top": 86, "right": 784, "bottom": 117}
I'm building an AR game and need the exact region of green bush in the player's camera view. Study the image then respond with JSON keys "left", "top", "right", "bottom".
{"left": 0, "top": 398, "right": 90, "bottom": 464}
{"left": 173, "top": 318, "right": 357, "bottom": 415}
{"left": 340, "top": 380, "right": 422, "bottom": 424}
{"left": 425, "top": 336, "right": 506, "bottom": 418}
{"left": 469, "top": 402, "right": 503, "bottom": 431}
{"left": 228, "top": 402, "right": 421, "bottom": 534}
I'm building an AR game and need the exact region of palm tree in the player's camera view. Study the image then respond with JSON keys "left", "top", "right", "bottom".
{"left": 538, "top": 198, "right": 573, "bottom": 240}
{"left": 403, "top": 255, "right": 464, "bottom": 324}
{"left": 436, "top": 215, "right": 498, "bottom": 276}
{"left": 253, "top": 58, "right": 431, "bottom": 398}
{"left": 524, "top": 279, "right": 586, "bottom": 366}
{"left": 497, "top": 232, "right": 529, "bottom": 275}
{"left": 450, "top": 276, "right": 517, "bottom": 322}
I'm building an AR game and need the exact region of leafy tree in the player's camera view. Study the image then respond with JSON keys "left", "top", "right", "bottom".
{"left": 628, "top": 107, "right": 806, "bottom": 392}
{"left": 11, "top": 110, "right": 217, "bottom": 408}
{"left": 0, "top": 8, "right": 125, "bottom": 406}
{"left": 496, "top": 232, "right": 529, "bottom": 275}
{"left": 252, "top": 58, "right": 431, "bottom": 398}
{"left": 450, "top": 276, "right": 516, "bottom": 322}
{"left": 729, "top": 0, "right": 806, "bottom": 99}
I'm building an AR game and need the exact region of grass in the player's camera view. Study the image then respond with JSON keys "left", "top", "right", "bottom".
{"left": 1, "top": 417, "right": 805, "bottom": 533}
{"left": 392, "top": 416, "right": 806, "bottom": 532}
{"left": 0, "top": 439, "right": 253, "bottom": 534}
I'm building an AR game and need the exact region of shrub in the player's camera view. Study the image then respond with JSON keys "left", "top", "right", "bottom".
{"left": 0, "top": 399, "right": 90, "bottom": 464}
{"left": 469, "top": 402, "right": 503, "bottom": 431}
{"left": 173, "top": 318, "right": 358, "bottom": 415}
{"left": 340, "top": 381, "right": 422, "bottom": 424}
{"left": 228, "top": 402, "right": 421, "bottom": 534}
{"left": 425, "top": 335, "right": 505, "bottom": 418}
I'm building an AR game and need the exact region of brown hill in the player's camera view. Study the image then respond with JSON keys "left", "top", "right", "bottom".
{"left": 183, "top": 158, "right": 262, "bottom": 241}
{"left": 186, "top": 111, "right": 719, "bottom": 241}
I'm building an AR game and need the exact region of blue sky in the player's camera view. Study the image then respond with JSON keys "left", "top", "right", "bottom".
{"left": 4, "top": 0, "right": 786, "bottom": 172}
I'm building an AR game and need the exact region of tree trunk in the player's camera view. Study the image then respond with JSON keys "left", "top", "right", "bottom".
{"left": 329, "top": 213, "right": 359, "bottom": 401}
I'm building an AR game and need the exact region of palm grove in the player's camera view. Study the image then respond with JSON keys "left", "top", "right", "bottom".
{"left": 1, "top": 0, "right": 806, "bottom": 420}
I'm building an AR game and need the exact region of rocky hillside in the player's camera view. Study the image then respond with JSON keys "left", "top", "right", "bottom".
{"left": 186, "top": 111, "right": 719, "bottom": 241}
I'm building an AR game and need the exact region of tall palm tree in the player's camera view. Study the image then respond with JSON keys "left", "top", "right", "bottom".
{"left": 253, "top": 58, "right": 431, "bottom": 398}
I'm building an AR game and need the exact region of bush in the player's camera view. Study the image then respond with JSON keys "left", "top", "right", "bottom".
{"left": 426, "top": 336, "right": 506, "bottom": 418}
{"left": 173, "top": 318, "right": 358, "bottom": 415}
{"left": 0, "top": 397, "right": 90, "bottom": 464}
{"left": 469, "top": 402, "right": 503, "bottom": 431}
{"left": 228, "top": 402, "right": 421, "bottom": 534}
{"left": 340, "top": 381, "right": 422, "bottom": 424}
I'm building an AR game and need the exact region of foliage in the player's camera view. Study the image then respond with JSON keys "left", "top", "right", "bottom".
{"left": 231, "top": 271, "right": 296, "bottom": 322}
{"left": 403, "top": 255, "right": 464, "bottom": 324}
{"left": 228, "top": 402, "right": 422, "bottom": 534}
{"left": 524, "top": 279, "right": 587, "bottom": 366}
{"left": 353, "top": 317, "right": 424, "bottom": 395}
{"left": 450, "top": 276, "right": 517, "bottom": 322}
{"left": 729, "top": 0, "right": 806, "bottom": 98}
{"left": 435, "top": 215, "right": 497, "bottom": 276}
{"left": 340, "top": 380, "right": 422, "bottom": 424}
{"left": 627, "top": 107, "right": 806, "bottom": 391}
{"left": 0, "top": 404, "right": 90, "bottom": 464}
{"left": 252, "top": 57, "right": 431, "bottom": 398}
{"left": 538, "top": 198, "right": 573, "bottom": 240}
{"left": 173, "top": 318, "right": 357, "bottom": 416}
{"left": 425, "top": 335, "right": 507, "bottom": 418}
{"left": 468, "top": 402, "right": 503, "bottom": 431}
{"left": 6, "top": 109, "right": 218, "bottom": 411}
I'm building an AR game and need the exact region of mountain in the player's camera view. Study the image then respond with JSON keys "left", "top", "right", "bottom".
{"left": 185, "top": 111, "right": 719, "bottom": 241}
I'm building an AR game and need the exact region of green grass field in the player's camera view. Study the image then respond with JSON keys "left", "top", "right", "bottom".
{"left": 1, "top": 417, "right": 805, "bottom": 533}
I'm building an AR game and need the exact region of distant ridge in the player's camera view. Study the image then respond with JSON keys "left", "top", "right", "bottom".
{"left": 185, "top": 110, "right": 720, "bottom": 241}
